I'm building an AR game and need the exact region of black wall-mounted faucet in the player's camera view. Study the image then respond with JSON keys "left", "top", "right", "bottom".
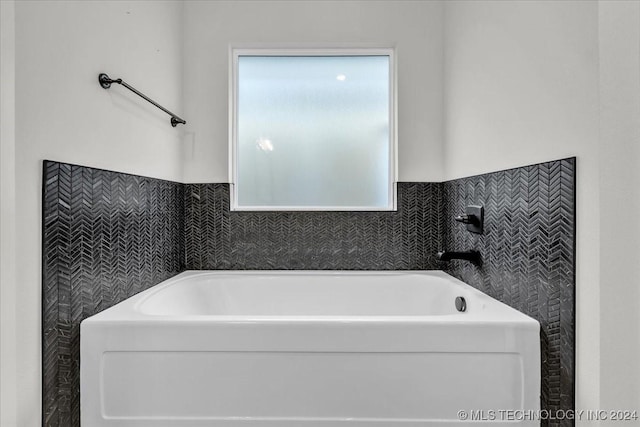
{"left": 436, "top": 250, "right": 482, "bottom": 266}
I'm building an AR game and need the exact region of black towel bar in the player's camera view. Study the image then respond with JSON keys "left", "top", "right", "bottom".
{"left": 98, "top": 73, "right": 186, "bottom": 127}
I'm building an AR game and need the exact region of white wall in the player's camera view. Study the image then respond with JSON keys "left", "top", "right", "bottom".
{"left": 10, "top": 1, "right": 184, "bottom": 424}
{"left": 443, "top": 1, "right": 599, "bottom": 179}
{"left": 1, "top": 0, "right": 17, "bottom": 425}
{"left": 598, "top": 0, "right": 640, "bottom": 411}
{"left": 445, "top": 0, "right": 640, "bottom": 419}
{"left": 182, "top": 0, "right": 444, "bottom": 183}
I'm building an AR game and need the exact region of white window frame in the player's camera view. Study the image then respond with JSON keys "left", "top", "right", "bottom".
{"left": 229, "top": 46, "right": 397, "bottom": 211}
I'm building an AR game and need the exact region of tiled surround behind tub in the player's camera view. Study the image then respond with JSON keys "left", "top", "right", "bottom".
{"left": 184, "top": 183, "right": 442, "bottom": 270}
{"left": 442, "top": 158, "right": 576, "bottom": 427}
{"left": 42, "top": 161, "right": 185, "bottom": 427}
{"left": 42, "top": 158, "right": 576, "bottom": 427}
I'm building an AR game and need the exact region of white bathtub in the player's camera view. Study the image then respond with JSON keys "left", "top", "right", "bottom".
{"left": 81, "top": 271, "right": 540, "bottom": 426}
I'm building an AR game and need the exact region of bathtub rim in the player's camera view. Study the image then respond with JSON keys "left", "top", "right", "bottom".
{"left": 82, "top": 270, "right": 540, "bottom": 328}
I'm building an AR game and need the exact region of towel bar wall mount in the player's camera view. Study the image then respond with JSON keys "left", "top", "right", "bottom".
{"left": 98, "top": 73, "right": 186, "bottom": 127}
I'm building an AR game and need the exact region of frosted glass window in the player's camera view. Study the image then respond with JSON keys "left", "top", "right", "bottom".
{"left": 232, "top": 51, "right": 394, "bottom": 211}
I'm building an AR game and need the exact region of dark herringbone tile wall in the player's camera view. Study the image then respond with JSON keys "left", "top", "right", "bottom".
{"left": 184, "top": 183, "right": 442, "bottom": 270}
{"left": 42, "top": 161, "right": 184, "bottom": 426}
{"left": 442, "top": 158, "right": 575, "bottom": 427}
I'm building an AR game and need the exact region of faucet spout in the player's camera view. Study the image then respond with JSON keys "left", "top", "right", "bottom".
{"left": 436, "top": 250, "right": 481, "bottom": 265}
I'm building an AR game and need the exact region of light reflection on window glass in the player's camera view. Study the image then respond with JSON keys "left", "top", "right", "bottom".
{"left": 236, "top": 55, "right": 391, "bottom": 210}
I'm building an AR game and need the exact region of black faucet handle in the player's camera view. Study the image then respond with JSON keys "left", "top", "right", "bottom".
{"left": 454, "top": 214, "right": 478, "bottom": 225}
{"left": 454, "top": 205, "right": 484, "bottom": 234}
